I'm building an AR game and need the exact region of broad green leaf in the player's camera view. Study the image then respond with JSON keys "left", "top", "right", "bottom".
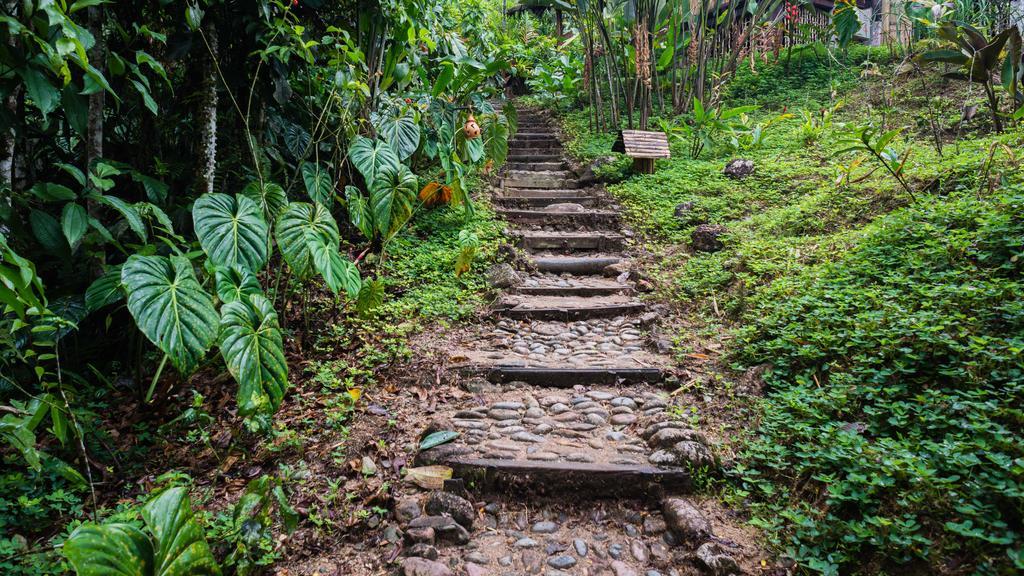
{"left": 29, "top": 182, "right": 76, "bottom": 202}
{"left": 370, "top": 164, "right": 417, "bottom": 241}
{"left": 64, "top": 523, "right": 153, "bottom": 576}
{"left": 240, "top": 181, "right": 288, "bottom": 222}
{"left": 356, "top": 278, "right": 384, "bottom": 316}
{"left": 374, "top": 109, "right": 421, "bottom": 161}
{"left": 219, "top": 295, "right": 288, "bottom": 417}
{"left": 61, "top": 203, "right": 88, "bottom": 247}
{"left": 274, "top": 202, "right": 340, "bottom": 280}
{"left": 85, "top": 265, "right": 124, "bottom": 312}
{"left": 300, "top": 162, "right": 334, "bottom": 207}
{"left": 420, "top": 430, "right": 459, "bottom": 450}
{"left": 432, "top": 61, "right": 455, "bottom": 97}
{"left": 344, "top": 185, "right": 374, "bottom": 239}
{"left": 141, "top": 487, "right": 220, "bottom": 576}
{"left": 121, "top": 255, "right": 218, "bottom": 375}
{"left": 311, "top": 240, "right": 361, "bottom": 298}
{"left": 192, "top": 194, "right": 269, "bottom": 271}
{"left": 93, "top": 194, "right": 147, "bottom": 242}
{"left": 19, "top": 67, "right": 60, "bottom": 118}
{"left": 349, "top": 135, "right": 399, "bottom": 184}
{"left": 483, "top": 118, "right": 509, "bottom": 166}
{"left": 214, "top": 265, "right": 261, "bottom": 304}
{"left": 30, "top": 209, "right": 66, "bottom": 254}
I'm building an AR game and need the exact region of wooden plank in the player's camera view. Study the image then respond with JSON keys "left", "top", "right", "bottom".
{"left": 613, "top": 129, "right": 670, "bottom": 159}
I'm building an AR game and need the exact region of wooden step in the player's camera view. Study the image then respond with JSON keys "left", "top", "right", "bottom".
{"left": 502, "top": 188, "right": 588, "bottom": 198}
{"left": 500, "top": 176, "right": 579, "bottom": 190}
{"left": 513, "top": 132, "right": 559, "bottom": 140}
{"left": 496, "top": 208, "right": 620, "bottom": 227}
{"left": 505, "top": 161, "right": 567, "bottom": 172}
{"left": 515, "top": 231, "right": 624, "bottom": 252}
{"left": 508, "top": 146, "right": 566, "bottom": 155}
{"left": 506, "top": 152, "right": 565, "bottom": 163}
{"left": 531, "top": 256, "right": 622, "bottom": 274}
{"left": 495, "top": 195, "right": 600, "bottom": 208}
{"left": 417, "top": 457, "right": 689, "bottom": 498}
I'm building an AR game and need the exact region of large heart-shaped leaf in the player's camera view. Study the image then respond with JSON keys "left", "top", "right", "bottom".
{"left": 483, "top": 117, "right": 509, "bottom": 166}
{"left": 141, "top": 487, "right": 221, "bottom": 576}
{"left": 274, "top": 202, "right": 340, "bottom": 280}
{"left": 344, "top": 185, "right": 374, "bottom": 239}
{"left": 214, "top": 265, "right": 261, "bottom": 304}
{"left": 349, "top": 135, "right": 399, "bottom": 184}
{"left": 219, "top": 294, "right": 288, "bottom": 417}
{"left": 370, "top": 164, "right": 417, "bottom": 241}
{"left": 311, "top": 240, "right": 361, "bottom": 299}
{"left": 356, "top": 278, "right": 385, "bottom": 316}
{"left": 64, "top": 523, "right": 153, "bottom": 576}
{"left": 373, "top": 109, "right": 421, "bottom": 161}
{"left": 300, "top": 162, "right": 334, "bottom": 207}
{"left": 240, "top": 181, "right": 288, "bottom": 222}
{"left": 192, "top": 194, "right": 269, "bottom": 271}
{"left": 121, "top": 255, "right": 219, "bottom": 375}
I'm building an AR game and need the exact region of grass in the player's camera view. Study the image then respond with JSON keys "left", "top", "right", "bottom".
{"left": 561, "top": 44, "right": 1024, "bottom": 575}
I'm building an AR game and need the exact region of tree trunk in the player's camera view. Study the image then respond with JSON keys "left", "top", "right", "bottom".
{"left": 196, "top": 21, "right": 219, "bottom": 196}
{"left": 86, "top": 7, "right": 105, "bottom": 169}
{"left": 1, "top": 1, "right": 19, "bottom": 194}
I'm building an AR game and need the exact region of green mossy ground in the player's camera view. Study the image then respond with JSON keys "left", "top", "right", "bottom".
{"left": 561, "top": 46, "right": 1024, "bottom": 575}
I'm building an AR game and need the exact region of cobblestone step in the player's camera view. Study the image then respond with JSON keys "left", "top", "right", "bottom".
{"left": 531, "top": 256, "right": 623, "bottom": 274}
{"left": 493, "top": 295, "right": 645, "bottom": 321}
{"left": 496, "top": 208, "right": 620, "bottom": 228}
{"left": 495, "top": 195, "right": 601, "bottom": 209}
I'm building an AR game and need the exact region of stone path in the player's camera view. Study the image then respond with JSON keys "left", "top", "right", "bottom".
{"left": 394, "top": 107, "right": 743, "bottom": 576}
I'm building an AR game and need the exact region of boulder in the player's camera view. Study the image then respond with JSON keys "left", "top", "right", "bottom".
{"left": 487, "top": 263, "right": 520, "bottom": 289}
{"left": 662, "top": 498, "right": 711, "bottom": 544}
{"left": 694, "top": 542, "right": 741, "bottom": 575}
{"left": 424, "top": 491, "right": 476, "bottom": 529}
{"left": 723, "top": 159, "right": 755, "bottom": 179}
{"left": 673, "top": 201, "right": 706, "bottom": 225}
{"left": 401, "top": 557, "right": 453, "bottom": 576}
{"left": 691, "top": 224, "right": 727, "bottom": 253}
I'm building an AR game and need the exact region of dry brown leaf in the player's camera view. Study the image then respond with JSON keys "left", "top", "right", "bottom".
{"left": 404, "top": 465, "right": 453, "bottom": 490}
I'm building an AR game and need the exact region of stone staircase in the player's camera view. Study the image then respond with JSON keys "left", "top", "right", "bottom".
{"left": 396, "top": 107, "right": 731, "bottom": 576}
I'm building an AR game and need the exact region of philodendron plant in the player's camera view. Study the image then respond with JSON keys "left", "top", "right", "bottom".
{"left": 99, "top": 188, "right": 363, "bottom": 423}
{"left": 63, "top": 487, "right": 220, "bottom": 575}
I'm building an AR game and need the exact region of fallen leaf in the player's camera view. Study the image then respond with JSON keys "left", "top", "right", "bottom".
{"left": 405, "top": 465, "right": 453, "bottom": 490}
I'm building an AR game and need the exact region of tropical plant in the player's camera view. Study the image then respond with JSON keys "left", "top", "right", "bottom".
{"left": 835, "top": 125, "right": 916, "bottom": 200}
{"left": 663, "top": 99, "right": 759, "bottom": 158}
{"left": 919, "top": 22, "right": 1021, "bottom": 132}
{"left": 63, "top": 486, "right": 220, "bottom": 575}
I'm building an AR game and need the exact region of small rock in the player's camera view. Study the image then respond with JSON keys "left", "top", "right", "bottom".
{"left": 395, "top": 497, "right": 422, "bottom": 523}
{"left": 547, "top": 556, "right": 577, "bottom": 569}
{"left": 521, "top": 550, "right": 545, "bottom": 573}
{"left": 630, "top": 539, "right": 649, "bottom": 562}
{"left": 465, "top": 564, "right": 487, "bottom": 576}
{"left": 406, "top": 544, "right": 439, "bottom": 560}
{"left": 573, "top": 539, "right": 588, "bottom": 557}
{"left": 608, "top": 543, "right": 624, "bottom": 559}
{"left": 488, "top": 263, "right": 521, "bottom": 289}
{"left": 401, "top": 557, "right": 452, "bottom": 576}
{"left": 515, "top": 537, "right": 540, "bottom": 548}
{"left": 610, "top": 413, "right": 637, "bottom": 426}
{"left": 406, "top": 527, "right": 435, "bottom": 545}
{"left": 465, "top": 551, "right": 490, "bottom": 565}
{"left": 691, "top": 224, "right": 727, "bottom": 253}
{"left": 662, "top": 498, "right": 711, "bottom": 544}
{"left": 383, "top": 525, "right": 403, "bottom": 543}
{"left": 723, "top": 158, "right": 755, "bottom": 178}
{"left": 643, "top": 515, "right": 667, "bottom": 535}
{"left": 671, "top": 440, "right": 715, "bottom": 468}
{"left": 611, "top": 560, "right": 639, "bottom": 576}
{"left": 602, "top": 262, "right": 630, "bottom": 277}
{"left": 532, "top": 521, "right": 558, "bottom": 534}
{"left": 425, "top": 491, "right": 476, "bottom": 529}
{"left": 547, "top": 203, "right": 586, "bottom": 213}
{"left": 695, "top": 542, "right": 741, "bottom": 575}
{"left": 408, "top": 515, "right": 470, "bottom": 544}
{"left": 648, "top": 427, "right": 707, "bottom": 449}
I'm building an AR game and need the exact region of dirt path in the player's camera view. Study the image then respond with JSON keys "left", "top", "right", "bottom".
{"left": 363, "top": 106, "right": 771, "bottom": 576}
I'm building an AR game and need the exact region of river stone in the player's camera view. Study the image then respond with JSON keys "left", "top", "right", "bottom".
{"left": 662, "top": 498, "right": 711, "bottom": 544}
{"left": 672, "top": 440, "right": 714, "bottom": 467}
{"left": 521, "top": 550, "right": 545, "bottom": 573}
{"left": 408, "top": 515, "right": 470, "bottom": 544}
{"left": 515, "top": 537, "right": 539, "bottom": 548}
{"left": 406, "top": 527, "right": 435, "bottom": 544}
{"left": 547, "top": 202, "right": 586, "bottom": 213}
{"left": 513, "top": 431, "right": 545, "bottom": 443}
{"left": 630, "top": 539, "right": 649, "bottom": 562}
{"left": 548, "top": 556, "right": 577, "bottom": 569}
{"left": 574, "top": 539, "right": 588, "bottom": 556}
{"left": 401, "top": 557, "right": 453, "bottom": 576}
{"left": 648, "top": 427, "right": 707, "bottom": 448}
{"left": 425, "top": 491, "right": 475, "bottom": 529}
{"left": 610, "top": 413, "right": 637, "bottom": 425}
{"left": 489, "top": 408, "right": 522, "bottom": 420}
{"left": 465, "top": 564, "right": 487, "bottom": 576}
{"left": 466, "top": 551, "right": 490, "bottom": 565}
{"left": 611, "top": 560, "right": 638, "bottom": 576}
{"left": 533, "top": 521, "right": 558, "bottom": 534}
{"left": 695, "top": 542, "right": 741, "bottom": 575}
